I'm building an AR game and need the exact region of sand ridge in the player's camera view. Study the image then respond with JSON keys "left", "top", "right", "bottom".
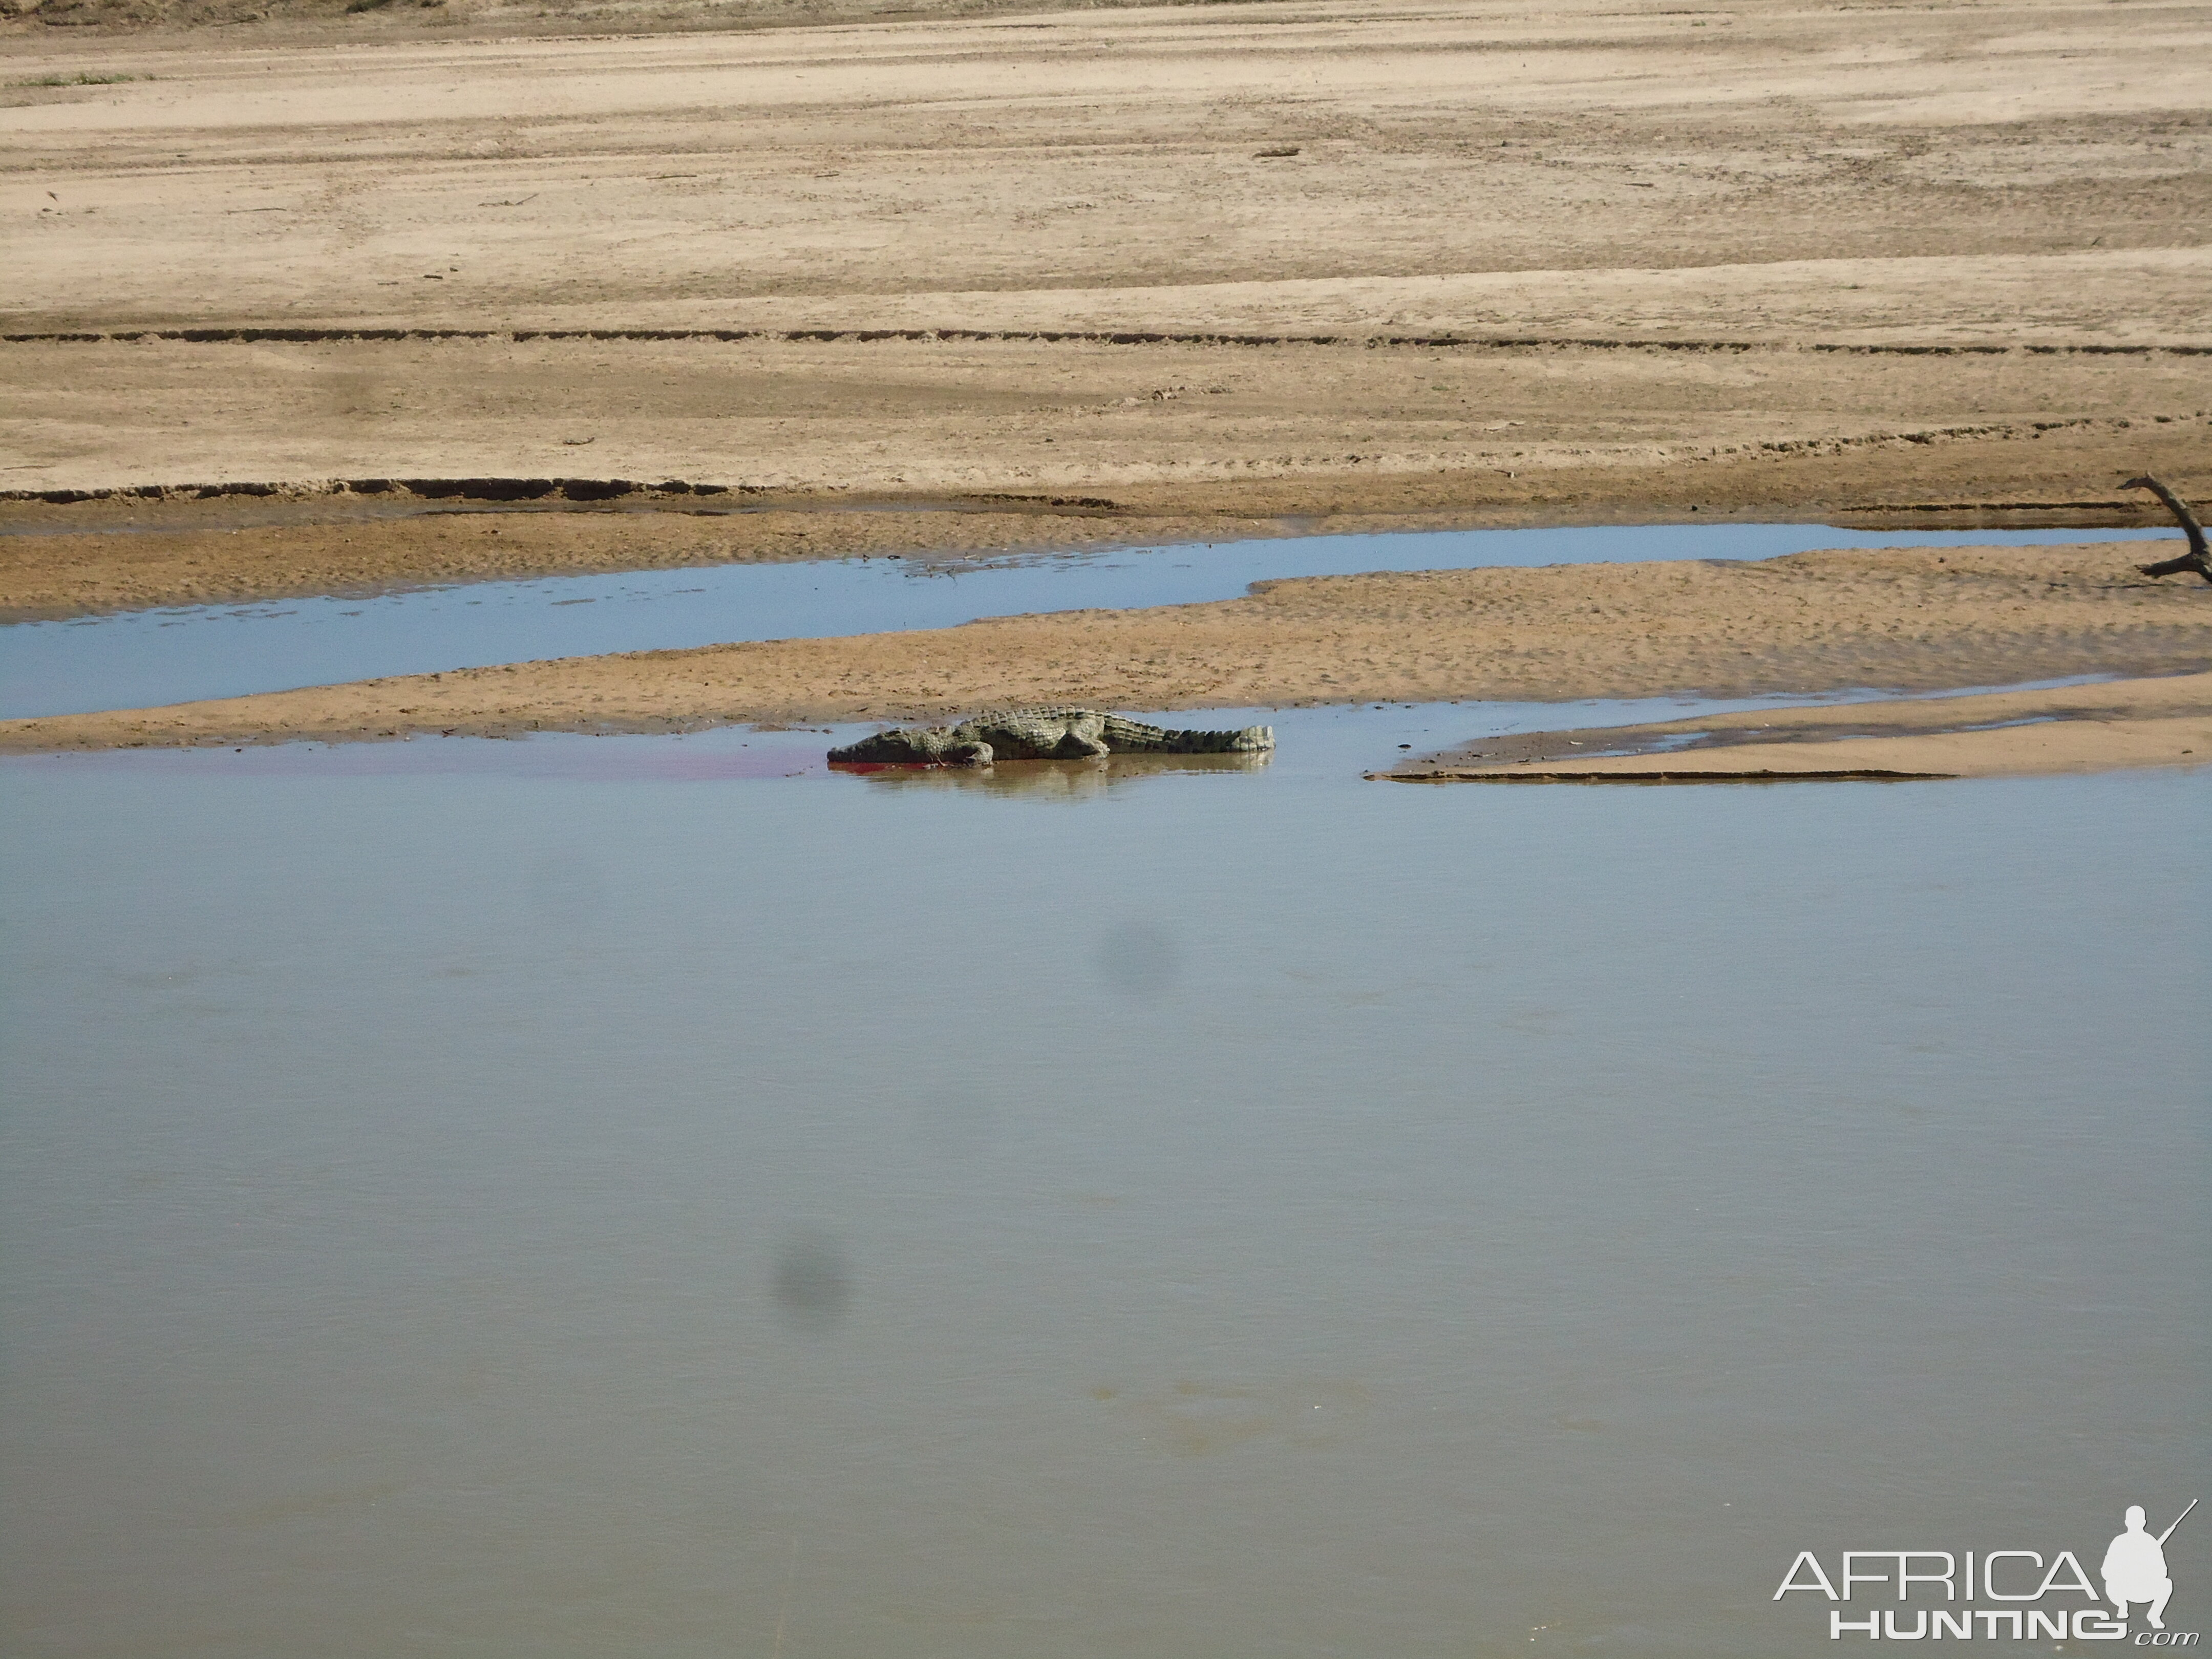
{"left": 2, "top": 332, "right": 2206, "bottom": 523}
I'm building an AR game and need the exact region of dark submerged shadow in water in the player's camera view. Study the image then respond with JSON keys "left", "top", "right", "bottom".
{"left": 771, "top": 1230, "right": 855, "bottom": 1329}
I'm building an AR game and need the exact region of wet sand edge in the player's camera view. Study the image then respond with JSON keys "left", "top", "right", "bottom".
{"left": 1375, "top": 674, "right": 2212, "bottom": 782}
{"left": 2, "top": 444, "right": 2199, "bottom": 623}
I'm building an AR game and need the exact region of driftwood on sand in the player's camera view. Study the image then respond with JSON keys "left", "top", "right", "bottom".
{"left": 2128, "top": 476, "right": 2212, "bottom": 584}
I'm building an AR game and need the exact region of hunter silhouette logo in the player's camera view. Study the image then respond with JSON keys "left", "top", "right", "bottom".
{"left": 2107, "top": 1502, "right": 2192, "bottom": 1632}
{"left": 1774, "top": 1500, "right": 2198, "bottom": 1642}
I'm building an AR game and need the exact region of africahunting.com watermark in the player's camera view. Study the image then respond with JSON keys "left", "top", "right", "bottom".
{"left": 1774, "top": 1501, "right": 2198, "bottom": 1643}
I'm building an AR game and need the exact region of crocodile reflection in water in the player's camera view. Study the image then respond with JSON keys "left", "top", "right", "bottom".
{"left": 840, "top": 750, "right": 1271, "bottom": 796}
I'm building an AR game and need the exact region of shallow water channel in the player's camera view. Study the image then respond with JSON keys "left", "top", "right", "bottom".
{"left": 2, "top": 695, "right": 2204, "bottom": 1658}
{"left": 1, "top": 522, "right": 2180, "bottom": 718}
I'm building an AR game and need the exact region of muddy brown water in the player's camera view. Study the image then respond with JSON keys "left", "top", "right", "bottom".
{"left": 1, "top": 703, "right": 2203, "bottom": 1657}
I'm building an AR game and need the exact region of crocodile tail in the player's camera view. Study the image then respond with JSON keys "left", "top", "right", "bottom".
{"left": 1100, "top": 716, "right": 1275, "bottom": 753}
{"left": 1165, "top": 723, "right": 1274, "bottom": 752}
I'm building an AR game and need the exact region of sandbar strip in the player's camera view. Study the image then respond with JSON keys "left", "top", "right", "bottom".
{"left": 4, "top": 542, "right": 2207, "bottom": 755}
{"left": 1396, "top": 769, "right": 1960, "bottom": 783}
{"left": 1378, "top": 673, "right": 2212, "bottom": 782}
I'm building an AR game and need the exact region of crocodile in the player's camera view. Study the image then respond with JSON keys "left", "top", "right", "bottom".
{"left": 828, "top": 707, "right": 1274, "bottom": 767}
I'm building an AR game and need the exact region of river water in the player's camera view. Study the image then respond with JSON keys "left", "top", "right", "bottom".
{"left": 2, "top": 694, "right": 2204, "bottom": 1657}
{"left": 0, "top": 522, "right": 2180, "bottom": 718}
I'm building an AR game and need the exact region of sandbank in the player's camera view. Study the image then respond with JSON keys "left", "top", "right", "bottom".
{"left": 1377, "top": 672, "right": 2212, "bottom": 781}
{"left": 5, "top": 540, "right": 2207, "bottom": 753}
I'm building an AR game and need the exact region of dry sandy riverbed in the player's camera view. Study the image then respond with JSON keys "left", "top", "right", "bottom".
{"left": 4, "top": 0, "right": 2208, "bottom": 755}
{"left": 5, "top": 0, "right": 2211, "bottom": 555}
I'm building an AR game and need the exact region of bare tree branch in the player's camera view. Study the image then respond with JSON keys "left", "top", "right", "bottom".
{"left": 2124, "top": 475, "right": 2212, "bottom": 583}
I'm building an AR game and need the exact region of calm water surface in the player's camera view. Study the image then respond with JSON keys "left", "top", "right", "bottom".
{"left": 2, "top": 707, "right": 2203, "bottom": 1657}
{"left": 1, "top": 523, "right": 2180, "bottom": 718}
